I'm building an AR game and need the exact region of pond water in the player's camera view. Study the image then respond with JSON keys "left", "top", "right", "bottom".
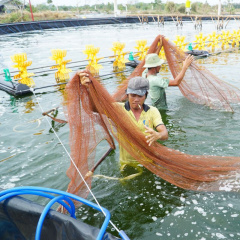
{"left": 0, "top": 20, "right": 240, "bottom": 239}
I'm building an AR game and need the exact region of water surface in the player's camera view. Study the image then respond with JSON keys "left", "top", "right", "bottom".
{"left": 0, "top": 21, "right": 240, "bottom": 239}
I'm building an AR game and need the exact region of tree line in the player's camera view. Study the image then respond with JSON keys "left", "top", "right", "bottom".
{"left": 26, "top": 1, "right": 240, "bottom": 15}
{"left": 0, "top": 1, "right": 239, "bottom": 24}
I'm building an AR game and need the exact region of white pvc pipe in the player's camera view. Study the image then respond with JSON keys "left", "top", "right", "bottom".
{"left": 114, "top": 0, "right": 118, "bottom": 17}
{"left": 218, "top": 0, "right": 221, "bottom": 16}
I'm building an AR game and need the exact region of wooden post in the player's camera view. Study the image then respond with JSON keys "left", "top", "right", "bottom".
{"left": 137, "top": 15, "right": 141, "bottom": 23}
{"left": 161, "top": 16, "right": 164, "bottom": 26}
{"left": 225, "top": 18, "right": 230, "bottom": 28}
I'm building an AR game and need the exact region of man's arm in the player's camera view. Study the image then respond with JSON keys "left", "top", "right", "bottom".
{"left": 155, "top": 35, "right": 164, "bottom": 55}
{"left": 144, "top": 124, "right": 168, "bottom": 147}
{"left": 169, "top": 54, "right": 194, "bottom": 86}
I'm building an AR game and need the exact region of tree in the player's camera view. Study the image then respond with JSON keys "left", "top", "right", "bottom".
{"left": 25, "top": 4, "right": 37, "bottom": 13}
{"left": 47, "top": 0, "right": 53, "bottom": 4}
{"left": 178, "top": 4, "right": 185, "bottom": 13}
{"left": 165, "top": 1, "right": 176, "bottom": 13}
{"left": 191, "top": 2, "right": 198, "bottom": 12}
{"left": 153, "top": 0, "right": 162, "bottom": 10}
{"left": 200, "top": 1, "right": 211, "bottom": 14}
{"left": 153, "top": 0, "right": 162, "bottom": 7}
{"left": 12, "top": 0, "right": 22, "bottom": 5}
{"left": 226, "top": 0, "right": 235, "bottom": 14}
{"left": 35, "top": 4, "right": 49, "bottom": 11}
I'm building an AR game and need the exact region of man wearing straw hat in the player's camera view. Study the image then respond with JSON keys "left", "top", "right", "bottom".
{"left": 142, "top": 53, "right": 194, "bottom": 110}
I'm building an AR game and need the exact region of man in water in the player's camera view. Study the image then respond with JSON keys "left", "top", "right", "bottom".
{"left": 78, "top": 71, "right": 168, "bottom": 173}
{"left": 142, "top": 53, "right": 194, "bottom": 109}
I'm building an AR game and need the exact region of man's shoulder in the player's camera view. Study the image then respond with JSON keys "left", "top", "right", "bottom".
{"left": 143, "top": 104, "right": 159, "bottom": 114}
{"left": 149, "top": 75, "right": 169, "bottom": 89}
{"left": 148, "top": 105, "right": 159, "bottom": 112}
{"left": 146, "top": 105, "right": 163, "bottom": 125}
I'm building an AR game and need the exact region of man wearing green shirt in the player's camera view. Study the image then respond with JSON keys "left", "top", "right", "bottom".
{"left": 142, "top": 53, "right": 194, "bottom": 109}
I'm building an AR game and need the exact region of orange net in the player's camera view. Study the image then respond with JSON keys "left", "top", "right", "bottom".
{"left": 64, "top": 35, "right": 240, "bottom": 203}
{"left": 64, "top": 79, "right": 115, "bottom": 200}
{"left": 65, "top": 73, "right": 240, "bottom": 194}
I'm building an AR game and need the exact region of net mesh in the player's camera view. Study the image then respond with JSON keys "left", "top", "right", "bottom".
{"left": 64, "top": 79, "right": 115, "bottom": 200}
{"left": 64, "top": 35, "right": 240, "bottom": 204}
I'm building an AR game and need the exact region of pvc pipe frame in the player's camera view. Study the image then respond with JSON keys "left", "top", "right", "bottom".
{"left": 0, "top": 186, "right": 113, "bottom": 240}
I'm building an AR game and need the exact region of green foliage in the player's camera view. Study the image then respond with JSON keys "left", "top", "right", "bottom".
{"left": 177, "top": 4, "right": 185, "bottom": 14}
{"left": 12, "top": 0, "right": 22, "bottom": 5}
{"left": 25, "top": 4, "right": 37, "bottom": 13}
{"left": 7, "top": 12, "right": 21, "bottom": 22}
{"left": 35, "top": 4, "right": 49, "bottom": 11}
{"left": 201, "top": 2, "right": 211, "bottom": 14}
{"left": 226, "top": 0, "right": 235, "bottom": 14}
{"left": 59, "top": 6, "right": 69, "bottom": 11}
{"left": 97, "top": 4, "right": 105, "bottom": 10}
{"left": 32, "top": 3, "right": 57, "bottom": 11}
{"left": 191, "top": 2, "right": 198, "bottom": 12}
{"left": 1, "top": 0, "right": 238, "bottom": 24}
{"left": 152, "top": 0, "right": 162, "bottom": 11}
{"left": 0, "top": 11, "right": 30, "bottom": 23}
{"left": 106, "top": 3, "right": 113, "bottom": 11}
{"left": 118, "top": 4, "right": 125, "bottom": 11}
{"left": 135, "top": 2, "right": 150, "bottom": 10}
{"left": 165, "top": 1, "right": 176, "bottom": 13}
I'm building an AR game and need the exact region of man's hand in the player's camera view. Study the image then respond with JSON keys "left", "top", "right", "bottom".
{"left": 77, "top": 70, "right": 91, "bottom": 87}
{"left": 183, "top": 55, "right": 194, "bottom": 69}
{"left": 145, "top": 125, "right": 163, "bottom": 146}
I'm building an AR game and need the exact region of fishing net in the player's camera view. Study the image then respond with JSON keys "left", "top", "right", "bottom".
{"left": 65, "top": 72, "right": 240, "bottom": 195}
{"left": 64, "top": 79, "right": 115, "bottom": 201}
{"left": 64, "top": 35, "right": 240, "bottom": 206}
{"left": 113, "top": 35, "right": 240, "bottom": 112}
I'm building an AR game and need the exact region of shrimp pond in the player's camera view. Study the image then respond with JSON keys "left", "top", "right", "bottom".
{"left": 1, "top": 20, "right": 240, "bottom": 239}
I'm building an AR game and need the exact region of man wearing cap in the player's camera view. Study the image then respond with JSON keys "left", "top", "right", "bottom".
{"left": 118, "top": 76, "right": 168, "bottom": 168}
{"left": 142, "top": 53, "right": 194, "bottom": 109}
{"left": 78, "top": 71, "right": 168, "bottom": 169}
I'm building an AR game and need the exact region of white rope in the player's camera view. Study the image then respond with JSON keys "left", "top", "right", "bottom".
{"left": 32, "top": 90, "right": 120, "bottom": 233}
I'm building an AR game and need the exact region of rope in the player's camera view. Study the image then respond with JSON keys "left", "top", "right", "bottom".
{"left": 31, "top": 90, "right": 121, "bottom": 234}
{"left": 13, "top": 116, "right": 44, "bottom": 132}
{"left": 93, "top": 172, "right": 142, "bottom": 181}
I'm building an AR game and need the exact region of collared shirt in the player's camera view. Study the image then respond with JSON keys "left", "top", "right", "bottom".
{"left": 142, "top": 69, "right": 169, "bottom": 110}
{"left": 118, "top": 101, "right": 163, "bottom": 166}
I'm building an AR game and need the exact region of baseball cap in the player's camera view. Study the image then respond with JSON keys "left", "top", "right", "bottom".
{"left": 143, "top": 53, "right": 165, "bottom": 68}
{"left": 126, "top": 77, "right": 149, "bottom": 96}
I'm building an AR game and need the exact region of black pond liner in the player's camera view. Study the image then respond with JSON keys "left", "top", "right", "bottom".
{"left": 0, "top": 192, "right": 120, "bottom": 240}
{"left": 0, "top": 16, "right": 215, "bottom": 35}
